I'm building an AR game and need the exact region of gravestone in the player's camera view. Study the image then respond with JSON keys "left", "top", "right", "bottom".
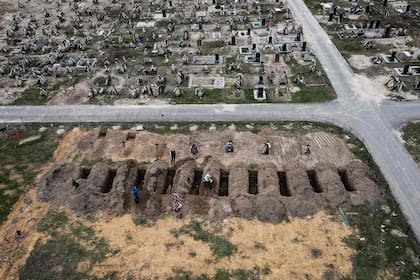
{"left": 258, "top": 76, "right": 264, "bottom": 84}
{"left": 391, "top": 51, "right": 396, "bottom": 62}
{"left": 403, "top": 64, "right": 409, "bottom": 75}
{"left": 215, "top": 54, "right": 219, "bottom": 64}
{"left": 262, "top": 18, "right": 266, "bottom": 26}
{"left": 375, "top": 20, "right": 380, "bottom": 29}
{"left": 255, "top": 52, "right": 261, "bottom": 63}
{"left": 274, "top": 53, "right": 280, "bottom": 62}
{"left": 231, "top": 36, "right": 236, "bottom": 45}
{"left": 257, "top": 87, "right": 264, "bottom": 98}
{"left": 302, "top": 41, "right": 306, "bottom": 51}
{"left": 268, "top": 36, "right": 272, "bottom": 44}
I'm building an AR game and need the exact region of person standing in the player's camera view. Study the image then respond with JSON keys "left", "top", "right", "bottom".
{"left": 170, "top": 149, "right": 176, "bottom": 164}
{"left": 131, "top": 186, "right": 140, "bottom": 204}
{"left": 191, "top": 144, "right": 198, "bottom": 155}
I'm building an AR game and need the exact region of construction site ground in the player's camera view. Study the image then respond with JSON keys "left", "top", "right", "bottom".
{"left": 0, "top": 122, "right": 419, "bottom": 279}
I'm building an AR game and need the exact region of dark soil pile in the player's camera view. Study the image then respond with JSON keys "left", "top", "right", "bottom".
{"left": 36, "top": 158, "right": 383, "bottom": 223}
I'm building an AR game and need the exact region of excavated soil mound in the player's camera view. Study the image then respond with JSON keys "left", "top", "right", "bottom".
{"left": 36, "top": 153, "right": 383, "bottom": 223}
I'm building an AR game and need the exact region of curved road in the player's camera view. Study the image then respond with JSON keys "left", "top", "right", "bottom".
{"left": 1, "top": 0, "right": 420, "bottom": 239}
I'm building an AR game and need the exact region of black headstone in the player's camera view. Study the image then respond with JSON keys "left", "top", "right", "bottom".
{"left": 215, "top": 54, "right": 219, "bottom": 64}
{"left": 261, "top": 18, "right": 266, "bottom": 26}
{"left": 391, "top": 51, "right": 396, "bottom": 61}
{"left": 255, "top": 52, "right": 260, "bottom": 63}
{"left": 375, "top": 20, "right": 380, "bottom": 29}
{"left": 302, "top": 41, "right": 306, "bottom": 51}
{"left": 231, "top": 36, "right": 236, "bottom": 45}
{"left": 197, "top": 39, "right": 202, "bottom": 46}
{"left": 333, "top": 6, "right": 337, "bottom": 15}
{"left": 247, "top": 28, "right": 251, "bottom": 35}
{"left": 257, "top": 87, "right": 264, "bottom": 98}
{"left": 328, "top": 13, "right": 333, "bottom": 21}
{"left": 339, "top": 13, "right": 343, "bottom": 22}
{"left": 162, "top": 9, "right": 166, "bottom": 17}
{"left": 403, "top": 64, "right": 409, "bottom": 74}
{"left": 258, "top": 76, "right": 263, "bottom": 84}
{"left": 169, "top": 1, "right": 172, "bottom": 7}
{"left": 384, "top": 26, "right": 391, "bottom": 38}
{"left": 296, "top": 32, "right": 301, "bottom": 41}
{"left": 274, "top": 53, "right": 280, "bottom": 62}
{"left": 406, "top": 5, "right": 410, "bottom": 12}
{"left": 268, "top": 36, "right": 272, "bottom": 44}
{"left": 383, "top": 0, "right": 387, "bottom": 7}
{"left": 282, "top": 43, "right": 287, "bottom": 52}
{"left": 252, "top": 43, "right": 256, "bottom": 50}
{"left": 369, "top": 20, "right": 374, "bottom": 29}
{"left": 363, "top": 20, "right": 368, "bottom": 29}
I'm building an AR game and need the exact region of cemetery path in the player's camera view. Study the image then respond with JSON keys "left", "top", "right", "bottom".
{"left": 1, "top": 0, "right": 420, "bottom": 239}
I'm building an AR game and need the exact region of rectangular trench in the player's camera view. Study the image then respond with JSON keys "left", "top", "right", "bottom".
{"left": 163, "top": 168, "right": 176, "bottom": 194}
{"left": 277, "top": 171, "right": 291, "bottom": 196}
{"left": 219, "top": 170, "right": 229, "bottom": 196}
{"left": 79, "top": 167, "right": 91, "bottom": 179}
{"left": 101, "top": 169, "right": 116, "bottom": 193}
{"left": 190, "top": 169, "right": 202, "bottom": 195}
{"left": 248, "top": 170, "right": 258, "bottom": 195}
{"left": 136, "top": 169, "right": 146, "bottom": 190}
{"left": 307, "top": 170, "right": 322, "bottom": 193}
{"left": 338, "top": 169, "right": 355, "bottom": 191}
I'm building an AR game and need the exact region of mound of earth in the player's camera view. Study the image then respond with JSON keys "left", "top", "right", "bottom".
{"left": 37, "top": 157, "right": 383, "bottom": 223}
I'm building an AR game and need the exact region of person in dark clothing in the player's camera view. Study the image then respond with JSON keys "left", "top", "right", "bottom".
{"left": 191, "top": 144, "right": 198, "bottom": 155}
{"left": 170, "top": 149, "right": 176, "bottom": 164}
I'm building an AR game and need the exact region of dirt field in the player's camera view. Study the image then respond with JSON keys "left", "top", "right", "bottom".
{"left": 0, "top": 124, "right": 394, "bottom": 279}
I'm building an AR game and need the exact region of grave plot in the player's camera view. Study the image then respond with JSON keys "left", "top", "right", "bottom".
{"left": 1, "top": 123, "right": 419, "bottom": 280}
{"left": 34, "top": 126, "right": 381, "bottom": 220}
{"left": 305, "top": 0, "right": 420, "bottom": 100}
{"left": 0, "top": 0, "right": 334, "bottom": 105}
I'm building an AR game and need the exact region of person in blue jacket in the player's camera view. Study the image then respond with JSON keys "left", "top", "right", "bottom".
{"left": 131, "top": 186, "right": 140, "bottom": 204}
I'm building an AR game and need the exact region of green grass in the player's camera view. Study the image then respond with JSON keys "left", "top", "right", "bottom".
{"left": 344, "top": 133, "right": 420, "bottom": 279}
{"left": 0, "top": 125, "right": 61, "bottom": 224}
{"left": 291, "top": 85, "right": 335, "bottom": 102}
{"left": 20, "top": 209, "right": 118, "bottom": 279}
{"left": 167, "top": 266, "right": 272, "bottom": 280}
{"left": 170, "top": 220, "right": 237, "bottom": 259}
{"left": 401, "top": 122, "right": 420, "bottom": 163}
{"left": 37, "top": 209, "right": 69, "bottom": 232}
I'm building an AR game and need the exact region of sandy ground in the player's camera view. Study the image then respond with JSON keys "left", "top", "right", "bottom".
{"left": 0, "top": 126, "right": 363, "bottom": 279}
{"left": 88, "top": 212, "right": 354, "bottom": 279}
{"left": 348, "top": 55, "right": 373, "bottom": 71}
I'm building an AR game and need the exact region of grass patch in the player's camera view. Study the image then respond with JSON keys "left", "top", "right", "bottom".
{"left": 291, "top": 85, "right": 335, "bottom": 103}
{"left": 344, "top": 132, "right": 420, "bottom": 279}
{"left": 401, "top": 122, "right": 420, "bottom": 163}
{"left": 25, "top": 209, "right": 118, "bottom": 279}
{"left": 0, "top": 125, "right": 61, "bottom": 224}
{"left": 167, "top": 266, "right": 271, "bottom": 280}
{"left": 37, "top": 209, "right": 69, "bottom": 233}
{"left": 170, "top": 220, "right": 237, "bottom": 259}
{"left": 80, "top": 157, "right": 115, "bottom": 167}
{"left": 133, "top": 217, "right": 151, "bottom": 227}
{"left": 253, "top": 241, "right": 266, "bottom": 250}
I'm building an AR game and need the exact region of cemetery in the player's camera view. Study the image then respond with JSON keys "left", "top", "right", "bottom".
{"left": 305, "top": 0, "right": 420, "bottom": 100}
{"left": 0, "top": 0, "right": 334, "bottom": 105}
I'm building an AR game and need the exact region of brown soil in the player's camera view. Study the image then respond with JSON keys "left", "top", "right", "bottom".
{"left": 36, "top": 128, "right": 382, "bottom": 222}
{"left": 0, "top": 126, "right": 385, "bottom": 279}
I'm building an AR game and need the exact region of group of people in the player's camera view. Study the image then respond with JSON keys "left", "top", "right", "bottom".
{"left": 130, "top": 142, "right": 312, "bottom": 205}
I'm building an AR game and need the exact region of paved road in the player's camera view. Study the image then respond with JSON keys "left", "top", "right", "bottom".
{"left": 1, "top": 0, "right": 420, "bottom": 239}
